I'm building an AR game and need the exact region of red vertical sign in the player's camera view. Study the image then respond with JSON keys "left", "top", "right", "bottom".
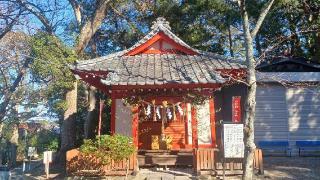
{"left": 232, "top": 96, "right": 241, "bottom": 123}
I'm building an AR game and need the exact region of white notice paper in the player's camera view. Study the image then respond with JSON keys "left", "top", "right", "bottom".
{"left": 223, "top": 124, "right": 244, "bottom": 158}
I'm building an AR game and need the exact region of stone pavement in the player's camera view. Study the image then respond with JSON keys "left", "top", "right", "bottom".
{"left": 13, "top": 157, "right": 320, "bottom": 180}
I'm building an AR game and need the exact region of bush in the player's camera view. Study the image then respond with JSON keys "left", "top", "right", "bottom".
{"left": 80, "top": 134, "right": 135, "bottom": 165}
{"left": 28, "top": 129, "right": 59, "bottom": 154}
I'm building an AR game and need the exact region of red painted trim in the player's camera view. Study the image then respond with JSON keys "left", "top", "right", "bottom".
{"left": 160, "top": 39, "right": 163, "bottom": 50}
{"left": 191, "top": 106, "right": 198, "bottom": 148}
{"left": 126, "top": 34, "right": 162, "bottom": 55}
{"left": 126, "top": 32, "right": 198, "bottom": 55}
{"left": 132, "top": 106, "right": 139, "bottom": 147}
{"left": 110, "top": 94, "right": 116, "bottom": 135}
{"left": 209, "top": 97, "right": 217, "bottom": 148}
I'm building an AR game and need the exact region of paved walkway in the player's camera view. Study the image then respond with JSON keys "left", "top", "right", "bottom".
{"left": 13, "top": 157, "right": 320, "bottom": 179}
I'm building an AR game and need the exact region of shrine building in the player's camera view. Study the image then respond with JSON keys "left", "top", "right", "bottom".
{"left": 69, "top": 17, "right": 248, "bottom": 174}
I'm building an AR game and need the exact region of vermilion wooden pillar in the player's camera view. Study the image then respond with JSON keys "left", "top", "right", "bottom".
{"left": 110, "top": 94, "right": 116, "bottom": 135}
{"left": 191, "top": 106, "right": 198, "bottom": 148}
{"left": 209, "top": 97, "right": 217, "bottom": 147}
{"left": 98, "top": 99, "right": 105, "bottom": 136}
{"left": 131, "top": 106, "right": 139, "bottom": 147}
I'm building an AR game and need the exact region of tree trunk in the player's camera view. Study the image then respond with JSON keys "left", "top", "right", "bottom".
{"left": 238, "top": 0, "right": 275, "bottom": 178}
{"left": 9, "top": 124, "right": 19, "bottom": 167}
{"left": 242, "top": 32, "right": 257, "bottom": 180}
{"left": 0, "top": 123, "right": 3, "bottom": 165}
{"left": 84, "top": 86, "right": 97, "bottom": 139}
{"left": 239, "top": 1, "right": 256, "bottom": 179}
{"left": 61, "top": 81, "right": 77, "bottom": 151}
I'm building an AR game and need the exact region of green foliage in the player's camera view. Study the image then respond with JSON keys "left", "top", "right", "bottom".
{"left": 30, "top": 32, "right": 77, "bottom": 115}
{"left": 80, "top": 134, "right": 135, "bottom": 165}
{"left": 27, "top": 129, "right": 59, "bottom": 153}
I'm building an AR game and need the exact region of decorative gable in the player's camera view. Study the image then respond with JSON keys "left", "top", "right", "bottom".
{"left": 125, "top": 17, "right": 198, "bottom": 56}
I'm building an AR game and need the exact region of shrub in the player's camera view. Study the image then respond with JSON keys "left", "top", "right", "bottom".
{"left": 80, "top": 134, "right": 135, "bottom": 165}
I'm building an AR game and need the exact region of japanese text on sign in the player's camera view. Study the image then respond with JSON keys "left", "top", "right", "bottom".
{"left": 232, "top": 96, "right": 241, "bottom": 123}
{"left": 223, "top": 123, "right": 244, "bottom": 158}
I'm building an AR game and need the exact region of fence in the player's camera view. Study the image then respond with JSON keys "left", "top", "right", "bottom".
{"left": 66, "top": 148, "right": 137, "bottom": 176}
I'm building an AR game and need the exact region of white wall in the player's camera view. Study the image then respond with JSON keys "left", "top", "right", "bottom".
{"left": 115, "top": 99, "right": 132, "bottom": 137}
{"left": 255, "top": 84, "right": 320, "bottom": 155}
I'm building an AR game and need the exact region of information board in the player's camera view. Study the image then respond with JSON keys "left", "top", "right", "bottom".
{"left": 28, "top": 147, "right": 36, "bottom": 157}
{"left": 223, "top": 123, "right": 244, "bottom": 158}
{"left": 43, "top": 151, "right": 53, "bottom": 163}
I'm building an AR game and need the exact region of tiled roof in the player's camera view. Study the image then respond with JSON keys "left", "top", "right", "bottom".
{"left": 74, "top": 54, "right": 245, "bottom": 86}
{"left": 72, "top": 17, "right": 246, "bottom": 86}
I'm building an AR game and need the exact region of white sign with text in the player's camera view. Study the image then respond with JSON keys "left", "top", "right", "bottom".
{"left": 223, "top": 123, "right": 244, "bottom": 158}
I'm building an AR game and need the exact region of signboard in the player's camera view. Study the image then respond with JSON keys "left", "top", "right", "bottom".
{"left": 43, "top": 151, "right": 53, "bottom": 178}
{"left": 43, "top": 151, "right": 53, "bottom": 164}
{"left": 28, "top": 147, "right": 36, "bottom": 157}
{"left": 223, "top": 123, "right": 244, "bottom": 158}
{"left": 232, "top": 96, "right": 241, "bottom": 123}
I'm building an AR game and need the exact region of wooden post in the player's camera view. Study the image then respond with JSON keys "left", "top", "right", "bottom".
{"left": 110, "top": 95, "right": 116, "bottom": 135}
{"left": 98, "top": 99, "right": 105, "bottom": 136}
{"left": 209, "top": 97, "right": 216, "bottom": 147}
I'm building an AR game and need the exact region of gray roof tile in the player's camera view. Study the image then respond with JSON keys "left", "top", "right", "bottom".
{"left": 75, "top": 54, "right": 244, "bottom": 86}
{"left": 73, "top": 18, "right": 246, "bottom": 87}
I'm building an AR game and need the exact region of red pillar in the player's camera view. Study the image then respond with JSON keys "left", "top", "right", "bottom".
{"left": 191, "top": 106, "right": 198, "bottom": 148}
{"left": 98, "top": 99, "right": 105, "bottom": 136}
{"left": 110, "top": 94, "right": 116, "bottom": 135}
{"left": 209, "top": 97, "right": 217, "bottom": 147}
{"left": 132, "top": 106, "right": 139, "bottom": 147}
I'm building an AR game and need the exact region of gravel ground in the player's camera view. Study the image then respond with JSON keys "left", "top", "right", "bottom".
{"left": 257, "top": 157, "right": 320, "bottom": 180}
{"left": 136, "top": 157, "right": 320, "bottom": 180}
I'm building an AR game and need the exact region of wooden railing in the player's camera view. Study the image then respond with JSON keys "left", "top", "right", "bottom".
{"left": 253, "top": 148, "right": 264, "bottom": 175}
{"left": 66, "top": 149, "right": 137, "bottom": 176}
{"left": 193, "top": 148, "right": 264, "bottom": 175}
{"left": 193, "top": 148, "right": 216, "bottom": 175}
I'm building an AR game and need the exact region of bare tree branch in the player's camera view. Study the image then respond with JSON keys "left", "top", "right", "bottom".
{"left": 110, "top": 4, "right": 139, "bottom": 34}
{"left": 16, "top": 0, "right": 54, "bottom": 34}
{"left": 68, "top": 0, "right": 81, "bottom": 25}
{"left": 76, "top": 0, "right": 111, "bottom": 54}
{"left": 0, "top": 10, "right": 23, "bottom": 39}
{"left": 250, "top": 0, "right": 275, "bottom": 39}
